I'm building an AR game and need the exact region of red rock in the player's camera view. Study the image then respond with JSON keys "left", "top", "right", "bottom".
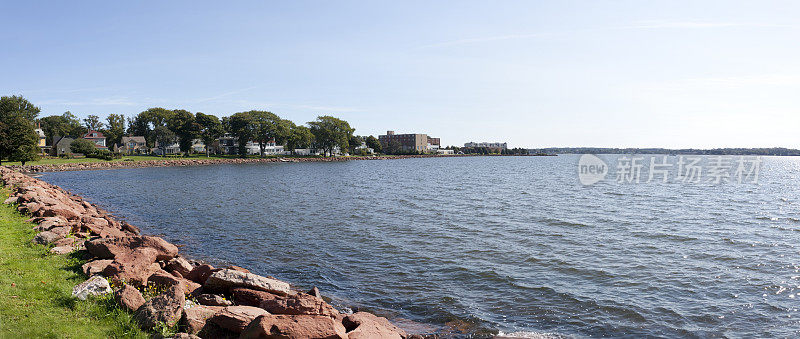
{"left": 204, "top": 269, "right": 290, "bottom": 295}
{"left": 196, "top": 293, "right": 234, "bottom": 306}
{"left": 115, "top": 284, "right": 146, "bottom": 312}
{"left": 181, "top": 304, "right": 224, "bottom": 334}
{"left": 103, "top": 247, "right": 160, "bottom": 285}
{"left": 208, "top": 306, "right": 269, "bottom": 333}
{"left": 33, "top": 231, "right": 61, "bottom": 245}
{"left": 134, "top": 284, "right": 185, "bottom": 330}
{"left": 148, "top": 270, "right": 202, "bottom": 294}
{"left": 225, "top": 265, "right": 250, "bottom": 273}
{"left": 231, "top": 287, "right": 280, "bottom": 307}
{"left": 259, "top": 292, "right": 339, "bottom": 317}
{"left": 240, "top": 314, "right": 348, "bottom": 339}
{"left": 42, "top": 206, "right": 80, "bottom": 220}
{"left": 186, "top": 264, "right": 215, "bottom": 285}
{"left": 342, "top": 312, "right": 407, "bottom": 339}
{"left": 82, "top": 259, "right": 113, "bottom": 276}
{"left": 53, "top": 237, "right": 76, "bottom": 247}
{"left": 86, "top": 236, "right": 178, "bottom": 261}
{"left": 165, "top": 256, "right": 193, "bottom": 277}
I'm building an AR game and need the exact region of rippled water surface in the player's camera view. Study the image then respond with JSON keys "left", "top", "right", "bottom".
{"left": 39, "top": 155, "right": 800, "bottom": 337}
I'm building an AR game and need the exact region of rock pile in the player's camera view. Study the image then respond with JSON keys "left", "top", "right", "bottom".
{"left": 0, "top": 166, "right": 410, "bottom": 338}
{"left": 9, "top": 154, "right": 470, "bottom": 173}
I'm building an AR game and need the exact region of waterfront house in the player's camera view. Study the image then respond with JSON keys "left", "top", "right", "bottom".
{"left": 118, "top": 136, "right": 148, "bottom": 154}
{"left": 52, "top": 136, "right": 74, "bottom": 156}
{"left": 35, "top": 126, "right": 49, "bottom": 154}
{"left": 216, "top": 134, "right": 286, "bottom": 155}
{"left": 153, "top": 141, "right": 181, "bottom": 155}
{"left": 82, "top": 130, "right": 108, "bottom": 150}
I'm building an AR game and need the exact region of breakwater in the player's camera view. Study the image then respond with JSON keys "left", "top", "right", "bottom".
{"left": 0, "top": 166, "right": 412, "bottom": 338}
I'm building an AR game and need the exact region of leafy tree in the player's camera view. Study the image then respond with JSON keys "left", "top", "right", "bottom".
{"left": 10, "top": 143, "right": 40, "bottom": 165}
{"left": 307, "top": 116, "right": 354, "bottom": 157}
{"left": 104, "top": 114, "right": 126, "bottom": 148}
{"left": 286, "top": 124, "right": 314, "bottom": 153}
{"left": 0, "top": 95, "right": 40, "bottom": 121}
{"left": 0, "top": 96, "right": 40, "bottom": 164}
{"left": 153, "top": 125, "right": 176, "bottom": 157}
{"left": 365, "top": 135, "right": 382, "bottom": 154}
{"left": 348, "top": 135, "right": 363, "bottom": 155}
{"left": 70, "top": 138, "right": 96, "bottom": 155}
{"left": 243, "top": 111, "right": 289, "bottom": 157}
{"left": 167, "top": 109, "right": 199, "bottom": 154}
{"left": 195, "top": 112, "right": 223, "bottom": 156}
{"left": 39, "top": 111, "right": 84, "bottom": 144}
{"left": 226, "top": 112, "right": 255, "bottom": 157}
{"left": 83, "top": 114, "right": 103, "bottom": 131}
{"left": 130, "top": 108, "right": 174, "bottom": 147}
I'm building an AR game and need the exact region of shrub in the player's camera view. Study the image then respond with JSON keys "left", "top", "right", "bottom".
{"left": 70, "top": 139, "right": 96, "bottom": 155}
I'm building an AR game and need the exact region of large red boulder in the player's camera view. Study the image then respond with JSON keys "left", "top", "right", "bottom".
{"left": 181, "top": 304, "right": 224, "bottom": 334}
{"left": 231, "top": 288, "right": 279, "bottom": 307}
{"left": 204, "top": 269, "right": 290, "bottom": 295}
{"left": 342, "top": 312, "right": 407, "bottom": 339}
{"left": 207, "top": 306, "right": 269, "bottom": 333}
{"left": 86, "top": 235, "right": 178, "bottom": 261}
{"left": 185, "top": 264, "right": 216, "bottom": 285}
{"left": 133, "top": 284, "right": 185, "bottom": 330}
{"left": 115, "top": 284, "right": 146, "bottom": 312}
{"left": 240, "top": 314, "right": 348, "bottom": 339}
{"left": 259, "top": 292, "right": 339, "bottom": 317}
{"left": 102, "top": 247, "right": 160, "bottom": 285}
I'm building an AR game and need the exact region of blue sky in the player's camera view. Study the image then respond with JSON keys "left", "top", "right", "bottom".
{"left": 2, "top": 1, "right": 799, "bottom": 148}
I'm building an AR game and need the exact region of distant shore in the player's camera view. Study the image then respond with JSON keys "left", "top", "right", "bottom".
{"left": 8, "top": 154, "right": 552, "bottom": 173}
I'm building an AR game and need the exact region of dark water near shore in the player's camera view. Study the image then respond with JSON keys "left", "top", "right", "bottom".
{"left": 40, "top": 155, "right": 800, "bottom": 337}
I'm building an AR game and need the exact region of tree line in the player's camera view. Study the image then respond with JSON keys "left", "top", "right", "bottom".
{"left": 16, "top": 95, "right": 370, "bottom": 158}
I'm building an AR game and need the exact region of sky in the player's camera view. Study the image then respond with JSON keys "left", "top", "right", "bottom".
{"left": 2, "top": 0, "right": 800, "bottom": 149}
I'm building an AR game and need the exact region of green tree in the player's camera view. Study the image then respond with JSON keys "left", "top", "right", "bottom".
{"left": 195, "top": 112, "right": 223, "bottom": 156}
{"left": 153, "top": 125, "right": 176, "bottom": 157}
{"left": 386, "top": 140, "right": 402, "bottom": 155}
{"left": 83, "top": 115, "right": 103, "bottom": 131}
{"left": 167, "top": 109, "right": 199, "bottom": 154}
{"left": 307, "top": 116, "right": 354, "bottom": 157}
{"left": 130, "top": 108, "right": 174, "bottom": 147}
{"left": 39, "top": 111, "right": 84, "bottom": 145}
{"left": 10, "top": 143, "right": 40, "bottom": 165}
{"left": 238, "top": 111, "right": 288, "bottom": 157}
{"left": 348, "top": 135, "right": 364, "bottom": 155}
{"left": 104, "top": 114, "right": 126, "bottom": 148}
{"left": 70, "top": 138, "right": 96, "bottom": 155}
{"left": 365, "top": 135, "right": 382, "bottom": 154}
{"left": 225, "top": 112, "right": 255, "bottom": 157}
{"left": 0, "top": 96, "right": 40, "bottom": 164}
{"left": 286, "top": 124, "right": 314, "bottom": 154}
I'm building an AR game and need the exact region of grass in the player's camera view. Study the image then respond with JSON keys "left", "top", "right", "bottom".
{"left": 0, "top": 188, "right": 147, "bottom": 338}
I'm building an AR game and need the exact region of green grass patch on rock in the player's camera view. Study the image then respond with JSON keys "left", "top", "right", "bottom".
{"left": 0, "top": 188, "right": 147, "bottom": 338}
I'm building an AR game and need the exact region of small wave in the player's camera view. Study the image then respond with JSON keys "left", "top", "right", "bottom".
{"left": 496, "top": 331, "right": 574, "bottom": 338}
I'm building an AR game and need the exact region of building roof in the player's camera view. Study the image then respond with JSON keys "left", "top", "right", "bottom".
{"left": 83, "top": 130, "right": 106, "bottom": 139}
{"left": 121, "top": 136, "right": 146, "bottom": 143}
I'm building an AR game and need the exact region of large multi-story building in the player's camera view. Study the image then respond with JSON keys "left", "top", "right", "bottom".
{"left": 464, "top": 141, "right": 507, "bottom": 150}
{"left": 379, "top": 131, "right": 440, "bottom": 153}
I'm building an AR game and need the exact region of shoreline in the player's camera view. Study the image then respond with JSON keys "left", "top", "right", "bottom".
{"left": 0, "top": 165, "right": 420, "bottom": 338}
{"left": 7, "top": 153, "right": 551, "bottom": 173}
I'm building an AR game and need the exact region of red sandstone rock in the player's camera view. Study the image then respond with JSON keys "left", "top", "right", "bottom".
{"left": 86, "top": 236, "right": 178, "bottom": 261}
{"left": 82, "top": 259, "right": 114, "bottom": 276}
{"left": 240, "top": 314, "right": 348, "bottom": 339}
{"left": 181, "top": 303, "right": 224, "bottom": 334}
{"left": 165, "top": 256, "right": 193, "bottom": 277}
{"left": 134, "top": 284, "right": 185, "bottom": 330}
{"left": 208, "top": 306, "right": 270, "bottom": 333}
{"left": 148, "top": 270, "right": 202, "bottom": 294}
{"left": 115, "top": 284, "right": 146, "bottom": 312}
{"left": 232, "top": 288, "right": 279, "bottom": 307}
{"left": 196, "top": 293, "right": 234, "bottom": 306}
{"left": 342, "top": 312, "right": 407, "bottom": 339}
{"left": 204, "top": 269, "right": 290, "bottom": 295}
{"left": 103, "top": 247, "right": 160, "bottom": 285}
{"left": 259, "top": 292, "right": 339, "bottom": 317}
{"left": 186, "top": 264, "right": 216, "bottom": 285}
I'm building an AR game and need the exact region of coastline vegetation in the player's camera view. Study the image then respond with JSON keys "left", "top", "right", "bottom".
{"left": 0, "top": 188, "right": 146, "bottom": 338}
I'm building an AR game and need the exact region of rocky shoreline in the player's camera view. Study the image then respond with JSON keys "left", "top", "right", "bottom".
{"left": 7, "top": 154, "right": 478, "bottom": 173}
{"left": 0, "top": 165, "right": 413, "bottom": 338}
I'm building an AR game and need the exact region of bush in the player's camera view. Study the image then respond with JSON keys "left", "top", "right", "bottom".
{"left": 86, "top": 149, "right": 121, "bottom": 161}
{"left": 70, "top": 139, "right": 96, "bottom": 155}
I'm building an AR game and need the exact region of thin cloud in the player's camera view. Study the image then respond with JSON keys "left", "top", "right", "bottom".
{"left": 420, "top": 20, "right": 797, "bottom": 48}
{"left": 642, "top": 74, "right": 800, "bottom": 91}
{"left": 195, "top": 86, "right": 258, "bottom": 103}
{"left": 38, "top": 97, "right": 137, "bottom": 106}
